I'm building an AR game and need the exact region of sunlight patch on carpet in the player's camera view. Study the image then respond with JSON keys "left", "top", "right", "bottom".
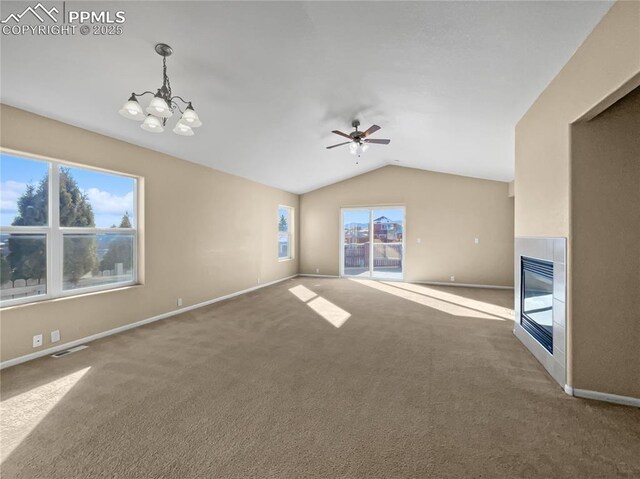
{"left": 351, "top": 279, "right": 508, "bottom": 321}
{"left": 0, "top": 367, "right": 91, "bottom": 462}
{"left": 382, "top": 282, "right": 513, "bottom": 320}
{"left": 289, "top": 284, "right": 318, "bottom": 302}
{"left": 289, "top": 285, "right": 351, "bottom": 328}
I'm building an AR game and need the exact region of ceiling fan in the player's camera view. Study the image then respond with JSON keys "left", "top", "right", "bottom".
{"left": 326, "top": 120, "right": 391, "bottom": 157}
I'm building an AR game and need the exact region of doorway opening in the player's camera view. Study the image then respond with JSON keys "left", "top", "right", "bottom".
{"left": 340, "top": 207, "right": 405, "bottom": 280}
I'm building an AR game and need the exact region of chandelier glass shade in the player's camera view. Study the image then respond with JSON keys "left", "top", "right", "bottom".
{"left": 173, "top": 120, "right": 194, "bottom": 136}
{"left": 180, "top": 105, "right": 202, "bottom": 127}
{"left": 141, "top": 114, "right": 164, "bottom": 133}
{"left": 146, "top": 95, "right": 172, "bottom": 118}
{"left": 119, "top": 43, "right": 201, "bottom": 136}
{"left": 119, "top": 96, "right": 145, "bottom": 121}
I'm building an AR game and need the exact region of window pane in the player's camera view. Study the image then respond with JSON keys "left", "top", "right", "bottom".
{"left": 278, "top": 206, "right": 292, "bottom": 259}
{"left": 278, "top": 207, "right": 290, "bottom": 233}
{"left": 1, "top": 153, "right": 49, "bottom": 226}
{"left": 59, "top": 166, "right": 135, "bottom": 228}
{"left": 278, "top": 232, "right": 289, "bottom": 259}
{"left": 0, "top": 234, "right": 47, "bottom": 301}
{"left": 63, "top": 234, "right": 134, "bottom": 290}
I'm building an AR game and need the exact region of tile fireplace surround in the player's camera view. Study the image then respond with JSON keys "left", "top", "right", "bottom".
{"left": 514, "top": 237, "right": 566, "bottom": 387}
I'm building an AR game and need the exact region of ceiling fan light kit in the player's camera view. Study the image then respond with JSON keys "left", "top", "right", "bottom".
{"left": 326, "top": 119, "right": 391, "bottom": 158}
{"left": 119, "top": 43, "right": 202, "bottom": 136}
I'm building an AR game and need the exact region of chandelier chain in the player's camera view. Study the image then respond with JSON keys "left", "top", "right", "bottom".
{"left": 162, "top": 56, "right": 173, "bottom": 101}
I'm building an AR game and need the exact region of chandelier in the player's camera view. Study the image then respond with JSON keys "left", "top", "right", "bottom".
{"left": 119, "top": 43, "right": 202, "bottom": 136}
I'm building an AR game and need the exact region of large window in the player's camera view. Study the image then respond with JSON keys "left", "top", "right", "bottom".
{"left": 1, "top": 151, "right": 138, "bottom": 306}
{"left": 278, "top": 206, "right": 293, "bottom": 260}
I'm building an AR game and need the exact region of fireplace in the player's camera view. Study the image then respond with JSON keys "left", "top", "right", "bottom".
{"left": 520, "top": 257, "right": 553, "bottom": 352}
{"left": 514, "top": 238, "right": 566, "bottom": 387}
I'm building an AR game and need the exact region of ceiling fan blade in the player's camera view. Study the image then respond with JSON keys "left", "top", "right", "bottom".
{"left": 326, "top": 141, "right": 352, "bottom": 149}
{"left": 331, "top": 130, "right": 352, "bottom": 140}
{"left": 364, "top": 138, "right": 391, "bottom": 145}
{"left": 361, "top": 125, "right": 381, "bottom": 138}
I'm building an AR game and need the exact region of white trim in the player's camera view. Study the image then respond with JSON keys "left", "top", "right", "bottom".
{"left": 572, "top": 388, "right": 640, "bottom": 408}
{"left": 412, "top": 280, "right": 513, "bottom": 290}
{"left": 564, "top": 384, "right": 574, "bottom": 396}
{"left": 60, "top": 227, "right": 134, "bottom": 234}
{"left": 299, "top": 275, "right": 512, "bottom": 288}
{"left": 0, "top": 274, "right": 297, "bottom": 370}
{"left": 0, "top": 226, "right": 49, "bottom": 233}
{"left": 50, "top": 160, "right": 61, "bottom": 298}
{"left": 277, "top": 205, "right": 294, "bottom": 261}
{"left": 58, "top": 280, "right": 138, "bottom": 298}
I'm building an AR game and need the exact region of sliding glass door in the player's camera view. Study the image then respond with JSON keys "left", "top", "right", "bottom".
{"left": 341, "top": 207, "right": 404, "bottom": 280}
{"left": 342, "top": 209, "right": 370, "bottom": 277}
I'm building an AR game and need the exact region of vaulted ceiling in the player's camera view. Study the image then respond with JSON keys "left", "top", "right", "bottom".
{"left": 1, "top": 1, "right": 612, "bottom": 193}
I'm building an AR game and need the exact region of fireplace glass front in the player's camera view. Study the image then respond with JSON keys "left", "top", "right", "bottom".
{"left": 521, "top": 257, "right": 553, "bottom": 353}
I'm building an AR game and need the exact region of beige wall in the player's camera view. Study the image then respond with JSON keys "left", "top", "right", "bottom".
{"left": 571, "top": 87, "right": 640, "bottom": 398}
{"left": 515, "top": 1, "right": 640, "bottom": 393}
{"left": 515, "top": 1, "right": 639, "bottom": 238}
{"left": 300, "top": 165, "right": 514, "bottom": 286}
{"left": 0, "top": 105, "right": 299, "bottom": 362}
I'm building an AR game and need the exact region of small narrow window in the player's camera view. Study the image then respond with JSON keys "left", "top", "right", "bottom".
{"left": 278, "top": 206, "right": 293, "bottom": 260}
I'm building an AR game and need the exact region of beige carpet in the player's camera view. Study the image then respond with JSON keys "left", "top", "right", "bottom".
{"left": 1, "top": 277, "right": 638, "bottom": 478}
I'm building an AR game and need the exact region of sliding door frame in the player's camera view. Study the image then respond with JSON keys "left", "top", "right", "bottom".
{"left": 339, "top": 205, "right": 406, "bottom": 280}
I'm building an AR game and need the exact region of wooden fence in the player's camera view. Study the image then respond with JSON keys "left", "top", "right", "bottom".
{"left": 344, "top": 242, "right": 402, "bottom": 267}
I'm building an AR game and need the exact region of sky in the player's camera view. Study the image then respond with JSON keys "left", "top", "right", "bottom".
{"left": 343, "top": 209, "right": 404, "bottom": 225}
{"left": 1, "top": 153, "right": 135, "bottom": 228}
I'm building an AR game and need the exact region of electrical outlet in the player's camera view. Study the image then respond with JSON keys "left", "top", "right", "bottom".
{"left": 450, "top": 276, "right": 455, "bottom": 282}
{"left": 51, "top": 330, "right": 61, "bottom": 343}
{"left": 474, "top": 238, "right": 479, "bottom": 244}
{"left": 257, "top": 277, "right": 261, "bottom": 284}
{"left": 177, "top": 297, "right": 183, "bottom": 307}
{"left": 33, "top": 334, "right": 43, "bottom": 348}
{"left": 316, "top": 268, "right": 320, "bottom": 273}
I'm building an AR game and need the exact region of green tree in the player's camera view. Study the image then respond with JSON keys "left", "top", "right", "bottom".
{"left": 8, "top": 177, "right": 48, "bottom": 282}
{"left": 64, "top": 235, "right": 98, "bottom": 286}
{"left": 100, "top": 213, "right": 133, "bottom": 273}
{"left": 1, "top": 255, "right": 13, "bottom": 284}
{"left": 12, "top": 179, "right": 47, "bottom": 226}
{"left": 8, "top": 168, "right": 98, "bottom": 286}
{"left": 279, "top": 214, "right": 288, "bottom": 232}
{"left": 59, "top": 167, "right": 95, "bottom": 227}
{"left": 59, "top": 168, "right": 97, "bottom": 285}
{"left": 118, "top": 211, "right": 132, "bottom": 229}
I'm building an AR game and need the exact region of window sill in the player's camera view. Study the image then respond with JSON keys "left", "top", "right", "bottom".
{"left": 278, "top": 257, "right": 294, "bottom": 262}
{"left": 0, "top": 283, "right": 143, "bottom": 312}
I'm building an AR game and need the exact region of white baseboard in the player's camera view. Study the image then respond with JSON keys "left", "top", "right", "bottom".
{"left": 0, "top": 274, "right": 298, "bottom": 370}
{"left": 564, "top": 384, "right": 574, "bottom": 396}
{"left": 571, "top": 388, "right": 640, "bottom": 408}
{"left": 412, "top": 280, "right": 513, "bottom": 290}
{"left": 302, "top": 275, "right": 512, "bottom": 289}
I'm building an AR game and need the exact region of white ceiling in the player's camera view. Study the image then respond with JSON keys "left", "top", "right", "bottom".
{"left": 1, "top": 1, "right": 612, "bottom": 193}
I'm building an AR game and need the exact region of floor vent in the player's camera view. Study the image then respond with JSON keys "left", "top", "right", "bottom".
{"left": 51, "top": 345, "right": 88, "bottom": 358}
